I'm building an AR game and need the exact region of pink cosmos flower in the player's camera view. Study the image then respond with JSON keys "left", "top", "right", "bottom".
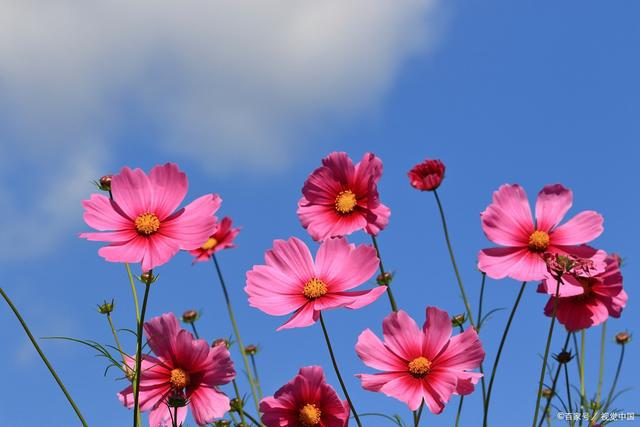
{"left": 189, "top": 217, "right": 240, "bottom": 263}
{"left": 260, "top": 366, "right": 350, "bottom": 427}
{"left": 81, "top": 163, "right": 220, "bottom": 272}
{"left": 356, "top": 307, "right": 485, "bottom": 413}
{"left": 407, "top": 159, "right": 445, "bottom": 191}
{"left": 118, "top": 313, "right": 235, "bottom": 426}
{"left": 297, "top": 152, "right": 390, "bottom": 241}
{"left": 478, "top": 184, "right": 604, "bottom": 282}
{"left": 537, "top": 255, "right": 627, "bottom": 331}
{"left": 245, "top": 236, "right": 386, "bottom": 330}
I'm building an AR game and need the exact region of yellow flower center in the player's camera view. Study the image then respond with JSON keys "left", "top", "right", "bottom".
{"left": 201, "top": 237, "right": 218, "bottom": 251}
{"left": 134, "top": 212, "right": 160, "bottom": 235}
{"left": 528, "top": 230, "right": 550, "bottom": 252}
{"left": 303, "top": 278, "right": 327, "bottom": 300}
{"left": 334, "top": 190, "right": 357, "bottom": 214}
{"left": 298, "top": 403, "right": 322, "bottom": 426}
{"left": 169, "top": 368, "right": 190, "bottom": 390}
{"left": 408, "top": 356, "right": 432, "bottom": 378}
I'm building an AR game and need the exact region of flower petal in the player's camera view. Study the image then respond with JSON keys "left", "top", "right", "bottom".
{"left": 111, "top": 166, "right": 153, "bottom": 218}
{"left": 478, "top": 247, "right": 547, "bottom": 281}
{"left": 550, "top": 211, "right": 604, "bottom": 246}
{"left": 82, "top": 193, "right": 132, "bottom": 230}
{"left": 355, "top": 329, "right": 408, "bottom": 371}
{"left": 160, "top": 194, "right": 220, "bottom": 250}
{"left": 148, "top": 163, "right": 188, "bottom": 220}
{"left": 435, "top": 328, "right": 485, "bottom": 371}
{"left": 143, "top": 313, "right": 181, "bottom": 365}
{"left": 188, "top": 385, "right": 230, "bottom": 425}
{"left": 382, "top": 310, "right": 423, "bottom": 361}
{"left": 422, "top": 307, "right": 452, "bottom": 360}
{"left": 315, "top": 237, "right": 379, "bottom": 292}
{"left": 481, "top": 184, "right": 534, "bottom": 246}
{"left": 276, "top": 303, "right": 319, "bottom": 331}
{"left": 534, "top": 184, "right": 573, "bottom": 232}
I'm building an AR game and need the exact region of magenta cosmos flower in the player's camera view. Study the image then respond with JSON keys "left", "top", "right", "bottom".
{"left": 407, "top": 159, "right": 445, "bottom": 191}
{"left": 81, "top": 163, "right": 220, "bottom": 272}
{"left": 297, "top": 152, "right": 390, "bottom": 241}
{"left": 118, "top": 313, "right": 235, "bottom": 426}
{"left": 537, "top": 254, "right": 627, "bottom": 331}
{"left": 245, "top": 236, "right": 385, "bottom": 330}
{"left": 260, "top": 366, "right": 350, "bottom": 427}
{"left": 356, "top": 307, "right": 485, "bottom": 413}
{"left": 189, "top": 217, "right": 240, "bottom": 263}
{"left": 478, "top": 184, "right": 604, "bottom": 282}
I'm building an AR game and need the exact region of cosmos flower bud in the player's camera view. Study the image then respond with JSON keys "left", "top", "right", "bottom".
{"left": 139, "top": 271, "right": 156, "bottom": 285}
{"left": 407, "top": 159, "right": 445, "bottom": 191}
{"left": 167, "top": 390, "right": 188, "bottom": 408}
{"left": 553, "top": 350, "right": 574, "bottom": 364}
{"left": 212, "top": 338, "right": 230, "bottom": 349}
{"left": 244, "top": 344, "right": 258, "bottom": 356}
{"left": 451, "top": 313, "right": 466, "bottom": 328}
{"left": 376, "top": 272, "right": 393, "bottom": 286}
{"left": 615, "top": 331, "right": 631, "bottom": 345}
{"left": 97, "top": 299, "right": 115, "bottom": 315}
{"left": 98, "top": 175, "right": 112, "bottom": 192}
{"left": 181, "top": 310, "right": 199, "bottom": 324}
{"left": 541, "top": 388, "right": 553, "bottom": 399}
{"left": 229, "top": 397, "right": 244, "bottom": 412}
{"left": 214, "top": 421, "right": 231, "bottom": 427}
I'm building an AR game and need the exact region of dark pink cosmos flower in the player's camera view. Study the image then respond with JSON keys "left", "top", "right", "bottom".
{"left": 407, "top": 159, "right": 445, "bottom": 191}
{"left": 118, "top": 313, "right": 235, "bottom": 426}
{"left": 297, "top": 152, "right": 390, "bottom": 241}
{"left": 356, "top": 307, "right": 485, "bottom": 413}
{"left": 189, "top": 217, "right": 240, "bottom": 263}
{"left": 478, "top": 184, "right": 604, "bottom": 282}
{"left": 81, "top": 163, "right": 220, "bottom": 272}
{"left": 537, "top": 254, "right": 627, "bottom": 331}
{"left": 260, "top": 366, "right": 350, "bottom": 427}
{"left": 245, "top": 236, "right": 385, "bottom": 330}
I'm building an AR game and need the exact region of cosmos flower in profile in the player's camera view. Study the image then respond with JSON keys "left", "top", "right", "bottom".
{"left": 260, "top": 366, "right": 350, "bottom": 427}
{"left": 118, "top": 313, "right": 235, "bottom": 426}
{"left": 407, "top": 158, "right": 445, "bottom": 191}
{"left": 81, "top": 163, "right": 220, "bottom": 271}
{"left": 297, "top": 152, "right": 390, "bottom": 241}
{"left": 478, "top": 184, "right": 603, "bottom": 281}
{"left": 356, "top": 307, "right": 484, "bottom": 413}
{"left": 245, "top": 236, "right": 385, "bottom": 330}
{"left": 190, "top": 216, "right": 240, "bottom": 263}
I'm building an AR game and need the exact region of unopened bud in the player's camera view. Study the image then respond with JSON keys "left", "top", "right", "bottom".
{"left": 554, "top": 350, "right": 574, "bottom": 364}
{"left": 376, "top": 272, "right": 393, "bottom": 286}
{"left": 182, "top": 310, "right": 199, "bottom": 323}
{"left": 212, "top": 338, "right": 230, "bottom": 349}
{"left": 541, "top": 388, "right": 553, "bottom": 399}
{"left": 615, "top": 331, "right": 631, "bottom": 345}
{"left": 451, "top": 314, "right": 466, "bottom": 328}
{"left": 230, "top": 397, "right": 243, "bottom": 412}
{"left": 97, "top": 299, "right": 115, "bottom": 315}
{"left": 167, "top": 390, "right": 188, "bottom": 408}
{"left": 139, "top": 271, "right": 155, "bottom": 285}
{"left": 214, "top": 421, "right": 231, "bottom": 427}
{"left": 98, "top": 175, "right": 112, "bottom": 192}
{"left": 244, "top": 344, "right": 258, "bottom": 356}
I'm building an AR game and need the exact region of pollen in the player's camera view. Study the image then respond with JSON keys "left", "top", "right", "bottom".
{"left": 303, "top": 278, "right": 327, "bottom": 300}
{"left": 528, "top": 230, "right": 550, "bottom": 252}
{"left": 334, "top": 190, "right": 357, "bottom": 214}
{"left": 135, "top": 212, "right": 160, "bottom": 235}
{"left": 201, "top": 237, "right": 218, "bottom": 251}
{"left": 408, "top": 356, "right": 432, "bottom": 378}
{"left": 169, "top": 368, "right": 190, "bottom": 390}
{"left": 298, "top": 403, "right": 322, "bottom": 426}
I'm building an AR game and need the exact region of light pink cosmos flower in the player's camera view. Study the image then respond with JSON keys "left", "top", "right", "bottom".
{"left": 245, "top": 236, "right": 386, "bottom": 330}
{"left": 297, "top": 152, "right": 390, "bottom": 241}
{"left": 537, "top": 255, "right": 627, "bottom": 331}
{"left": 118, "top": 313, "right": 235, "bottom": 427}
{"left": 478, "top": 184, "right": 604, "bottom": 282}
{"left": 81, "top": 163, "right": 220, "bottom": 272}
{"left": 189, "top": 217, "right": 240, "bottom": 263}
{"left": 260, "top": 366, "right": 350, "bottom": 427}
{"left": 356, "top": 307, "right": 485, "bottom": 413}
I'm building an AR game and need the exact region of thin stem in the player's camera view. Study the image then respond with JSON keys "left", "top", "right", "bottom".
{"left": 172, "top": 406, "right": 178, "bottom": 427}
{"left": 580, "top": 330, "right": 586, "bottom": 412}
{"left": 532, "top": 278, "right": 561, "bottom": 427}
{"left": 125, "top": 264, "right": 140, "bottom": 324}
{"left": 319, "top": 313, "right": 362, "bottom": 427}
{"left": 476, "top": 272, "right": 488, "bottom": 405}
{"left": 232, "top": 379, "right": 248, "bottom": 425}
{"left": 537, "top": 332, "right": 572, "bottom": 427}
{"left": 370, "top": 235, "right": 398, "bottom": 312}
{"left": 250, "top": 354, "right": 264, "bottom": 400}
{"left": 0, "top": 287, "right": 88, "bottom": 426}
{"left": 189, "top": 322, "right": 199, "bottom": 340}
{"left": 432, "top": 190, "right": 475, "bottom": 328}
{"left": 564, "top": 363, "right": 573, "bottom": 417}
{"left": 133, "top": 281, "right": 152, "bottom": 427}
{"left": 106, "top": 313, "right": 128, "bottom": 371}
{"left": 414, "top": 400, "right": 425, "bottom": 426}
{"left": 603, "top": 344, "right": 625, "bottom": 411}
{"left": 244, "top": 411, "right": 262, "bottom": 426}
{"left": 596, "top": 322, "right": 606, "bottom": 405}
{"left": 483, "top": 281, "right": 527, "bottom": 427}
{"left": 455, "top": 396, "right": 464, "bottom": 427}
{"left": 211, "top": 255, "right": 261, "bottom": 416}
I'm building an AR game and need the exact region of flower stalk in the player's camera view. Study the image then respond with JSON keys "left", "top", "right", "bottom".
{"left": 132, "top": 276, "right": 153, "bottom": 427}
{"left": 370, "top": 235, "right": 398, "bottom": 312}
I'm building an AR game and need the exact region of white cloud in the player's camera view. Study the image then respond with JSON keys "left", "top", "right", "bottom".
{"left": 0, "top": 0, "right": 442, "bottom": 258}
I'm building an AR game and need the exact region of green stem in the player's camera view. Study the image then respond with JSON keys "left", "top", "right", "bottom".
{"left": 319, "top": 312, "right": 362, "bottom": 427}
{"left": 244, "top": 411, "right": 262, "bottom": 426}
{"left": 433, "top": 190, "right": 475, "bottom": 328}
{"left": 370, "top": 235, "right": 398, "bottom": 312}
{"left": 454, "top": 324, "right": 465, "bottom": 427}
{"left": 580, "top": 330, "right": 586, "bottom": 412}
{"left": 171, "top": 406, "right": 178, "bottom": 427}
{"left": 603, "top": 343, "right": 625, "bottom": 412}
{"left": 596, "top": 322, "right": 606, "bottom": 405}
{"left": 483, "top": 281, "right": 527, "bottom": 427}
{"left": 232, "top": 379, "right": 248, "bottom": 425}
{"left": 413, "top": 400, "right": 425, "bottom": 426}
{"left": 125, "top": 264, "right": 140, "bottom": 324}
{"left": 537, "top": 332, "right": 572, "bottom": 427}
{"left": 532, "top": 277, "right": 561, "bottom": 427}
{"left": 476, "top": 272, "right": 488, "bottom": 405}
{"left": 250, "top": 354, "right": 264, "bottom": 400}
{"left": 564, "top": 363, "right": 573, "bottom": 419}
{"left": 106, "top": 312, "right": 129, "bottom": 376}
{"left": 132, "top": 281, "right": 152, "bottom": 427}
{"left": 189, "top": 322, "right": 199, "bottom": 340}
{"left": 0, "top": 287, "right": 88, "bottom": 426}
{"left": 211, "top": 254, "right": 261, "bottom": 416}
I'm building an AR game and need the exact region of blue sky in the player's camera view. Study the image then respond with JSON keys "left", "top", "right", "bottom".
{"left": 0, "top": 1, "right": 638, "bottom": 426}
